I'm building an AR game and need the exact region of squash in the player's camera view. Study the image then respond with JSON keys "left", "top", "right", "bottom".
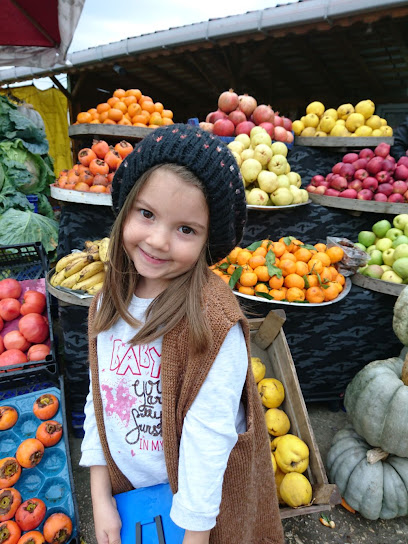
{"left": 344, "top": 354, "right": 408, "bottom": 457}
{"left": 393, "top": 285, "right": 408, "bottom": 346}
{"left": 327, "top": 424, "right": 408, "bottom": 520}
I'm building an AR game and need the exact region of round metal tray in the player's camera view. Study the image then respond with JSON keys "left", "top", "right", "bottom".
{"left": 51, "top": 185, "right": 113, "bottom": 206}
{"left": 351, "top": 273, "right": 406, "bottom": 296}
{"left": 46, "top": 270, "right": 93, "bottom": 307}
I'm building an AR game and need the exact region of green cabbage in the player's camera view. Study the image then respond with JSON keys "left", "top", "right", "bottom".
{"left": 0, "top": 208, "right": 58, "bottom": 254}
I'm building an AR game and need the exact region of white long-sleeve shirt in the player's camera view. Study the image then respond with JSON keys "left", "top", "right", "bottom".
{"left": 80, "top": 294, "right": 248, "bottom": 531}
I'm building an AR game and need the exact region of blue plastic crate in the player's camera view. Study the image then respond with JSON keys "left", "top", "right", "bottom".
{"left": 0, "top": 379, "right": 79, "bottom": 543}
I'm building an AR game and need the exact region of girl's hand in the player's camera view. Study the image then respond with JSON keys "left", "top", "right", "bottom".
{"left": 182, "top": 529, "right": 211, "bottom": 544}
{"left": 93, "top": 495, "right": 122, "bottom": 544}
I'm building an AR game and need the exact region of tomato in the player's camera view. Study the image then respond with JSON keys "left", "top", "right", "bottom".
{"left": 0, "top": 299, "right": 21, "bottom": 322}
{"left": 0, "top": 488, "right": 22, "bottom": 522}
{"left": 0, "top": 349, "right": 27, "bottom": 367}
{"left": 20, "top": 292, "right": 46, "bottom": 316}
{"left": 18, "top": 314, "right": 49, "bottom": 344}
{"left": 3, "top": 331, "right": 31, "bottom": 352}
{"left": 0, "top": 279, "right": 21, "bottom": 300}
{"left": 15, "top": 499, "right": 46, "bottom": 531}
{"left": 27, "top": 345, "right": 50, "bottom": 362}
{"left": 43, "top": 513, "right": 72, "bottom": 544}
{"left": 0, "top": 520, "right": 21, "bottom": 544}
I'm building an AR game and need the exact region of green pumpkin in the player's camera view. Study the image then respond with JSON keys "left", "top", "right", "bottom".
{"left": 327, "top": 424, "right": 408, "bottom": 520}
{"left": 344, "top": 356, "right": 408, "bottom": 457}
{"left": 393, "top": 285, "right": 408, "bottom": 346}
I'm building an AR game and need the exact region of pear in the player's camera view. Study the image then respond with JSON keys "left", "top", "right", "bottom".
{"left": 251, "top": 131, "right": 272, "bottom": 148}
{"left": 247, "top": 188, "right": 269, "bottom": 206}
{"left": 271, "top": 187, "right": 294, "bottom": 206}
{"left": 268, "top": 155, "right": 288, "bottom": 176}
{"left": 258, "top": 170, "right": 279, "bottom": 193}
{"left": 289, "top": 185, "right": 303, "bottom": 204}
{"left": 241, "top": 158, "right": 262, "bottom": 185}
{"left": 355, "top": 99, "right": 375, "bottom": 120}
{"left": 227, "top": 140, "right": 245, "bottom": 154}
{"left": 253, "top": 144, "right": 273, "bottom": 166}
{"left": 250, "top": 126, "right": 265, "bottom": 138}
{"left": 276, "top": 175, "right": 290, "bottom": 188}
{"left": 234, "top": 133, "right": 251, "bottom": 149}
{"left": 270, "top": 142, "right": 288, "bottom": 157}
{"left": 300, "top": 189, "right": 309, "bottom": 203}
{"left": 287, "top": 172, "right": 301, "bottom": 187}
{"left": 241, "top": 148, "right": 254, "bottom": 161}
{"left": 231, "top": 151, "right": 242, "bottom": 167}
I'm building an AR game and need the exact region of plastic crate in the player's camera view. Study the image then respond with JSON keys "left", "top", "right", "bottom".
{"left": 0, "top": 242, "right": 48, "bottom": 281}
{"left": 0, "top": 375, "right": 80, "bottom": 543}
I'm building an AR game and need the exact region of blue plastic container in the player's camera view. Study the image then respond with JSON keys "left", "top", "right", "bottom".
{"left": 26, "top": 194, "right": 39, "bottom": 213}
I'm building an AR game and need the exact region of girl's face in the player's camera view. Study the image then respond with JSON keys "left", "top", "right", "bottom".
{"left": 123, "top": 168, "right": 209, "bottom": 298}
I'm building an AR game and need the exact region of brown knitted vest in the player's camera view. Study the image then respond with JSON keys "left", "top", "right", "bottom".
{"left": 88, "top": 273, "right": 284, "bottom": 544}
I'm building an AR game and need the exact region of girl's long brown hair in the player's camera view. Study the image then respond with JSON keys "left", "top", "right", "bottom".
{"left": 91, "top": 164, "right": 212, "bottom": 354}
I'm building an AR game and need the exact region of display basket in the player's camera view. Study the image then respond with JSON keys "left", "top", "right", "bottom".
{"left": 0, "top": 374, "right": 80, "bottom": 543}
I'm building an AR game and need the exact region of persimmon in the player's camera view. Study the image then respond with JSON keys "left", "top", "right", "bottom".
{"left": 132, "top": 116, "right": 148, "bottom": 125}
{"left": 254, "top": 283, "right": 269, "bottom": 294}
{"left": 294, "top": 261, "right": 309, "bottom": 276}
{"left": 0, "top": 520, "right": 21, "bottom": 544}
{"left": 92, "top": 174, "right": 109, "bottom": 187}
{"left": 33, "top": 394, "right": 59, "bottom": 420}
{"left": 76, "top": 112, "right": 92, "bottom": 124}
{"left": 0, "top": 407, "right": 18, "bottom": 431}
{"left": 79, "top": 170, "right": 94, "bottom": 187}
{"left": 0, "top": 488, "right": 21, "bottom": 522}
{"left": 16, "top": 531, "right": 45, "bottom": 544}
{"left": 269, "top": 241, "right": 286, "bottom": 257}
{"left": 284, "top": 274, "right": 305, "bottom": 290}
{"left": 77, "top": 148, "right": 96, "bottom": 167}
{"left": 16, "top": 439, "right": 44, "bottom": 469}
{"left": 73, "top": 182, "right": 90, "bottom": 192}
{"left": 107, "top": 172, "right": 114, "bottom": 184}
{"left": 91, "top": 140, "right": 109, "bottom": 159}
{"left": 89, "top": 159, "right": 109, "bottom": 176}
{"left": 114, "top": 141, "right": 133, "bottom": 159}
{"left": 67, "top": 170, "right": 79, "bottom": 185}
{"left": 57, "top": 176, "right": 68, "bottom": 188}
{"left": 0, "top": 458, "right": 21, "bottom": 488}
{"left": 90, "top": 119, "right": 100, "bottom": 124}
{"left": 323, "top": 282, "right": 340, "bottom": 302}
{"left": 65, "top": 184, "right": 75, "bottom": 190}
{"left": 89, "top": 185, "right": 107, "bottom": 193}
{"left": 43, "top": 513, "right": 72, "bottom": 544}
{"left": 35, "top": 421, "right": 63, "bottom": 448}
{"left": 104, "top": 150, "right": 121, "bottom": 171}
{"left": 87, "top": 108, "right": 98, "bottom": 118}
{"left": 15, "top": 499, "right": 46, "bottom": 531}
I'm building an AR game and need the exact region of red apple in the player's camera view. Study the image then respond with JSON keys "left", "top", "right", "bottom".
{"left": 393, "top": 180, "right": 408, "bottom": 194}
{"left": 325, "top": 173, "right": 334, "bottom": 183}
{"left": 382, "top": 159, "right": 396, "bottom": 173}
{"left": 362, "top": 177, "right": 378, "bottom": 192}
{"left": 394, "top": 165, "right": 408, "bottom": 181}
{"left": 353, "top": 158, "right": 368, "bottom": 170}
{"left": 376, "top": 182, "right": 393, "bottom": 196}
{"left": 375, "top": 142, "right": 391, "bottom": 158}
{"left": 374, "top": 193, "right": 388, "bottom": 202}
{"left": 397, "top": 156, "right": 408, "bottom": 168}
{"left": 355, "top": 169, "right": 369, "bottom": 181}
{"left": 343, "top": 152, "right": 359, "bottom": 164}
{"left": 311, "top": 175, "right": 325, "bottom": 187}
{"left": 376, "top": 171, "right": 391, "bottom": 184}
{"left": 367, "top": 157, "right": 384, "bottom": 175}
{"left": 314, "top": 186, "right": 327, "bottom": 194}
{"left": 330, "top": 176, "right": 348, "bottom": 191}
{"left": 306, "top": 185, "right": 316, "bottom": 193}
{"left": 325, "top": 188, "right": 341, "bottom": 197}
{"left": 357, "top": 189, "right": 374, "bottom": 200}
{"left": 319, "top": 179, "right": 331, "bottom": 188}
{"left": 349, "top": 179, "right": 363, "bottom": 192}
{"left": 388, "top": 193, "right": 405, "bottom": 203}
{"left": 340, "top": 163, "right": 356, "bottom": 181}
{"left": 359, "top": 148, "right": 375, "bottom": 160}
{"left": 339, "top": 188, "right": 358, "bottom": 199}
{"left": 332, "top": 162, "right": 344, "bottom": 175}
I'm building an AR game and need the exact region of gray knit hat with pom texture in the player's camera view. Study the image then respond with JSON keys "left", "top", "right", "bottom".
{"left": 112, "top": 123, "right": 247, "bottom": 264}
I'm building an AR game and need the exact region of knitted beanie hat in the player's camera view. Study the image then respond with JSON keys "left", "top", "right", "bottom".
{"left": 111, "top": 123, "right": 247, "bottom": 264}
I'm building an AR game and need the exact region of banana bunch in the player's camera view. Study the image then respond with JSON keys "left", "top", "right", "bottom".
{"left": 51, "top": 238, "right": 110, "bottom": 295}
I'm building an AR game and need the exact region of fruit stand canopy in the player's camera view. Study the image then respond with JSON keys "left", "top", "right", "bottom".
{"left": 0, "top": 0, "right": 84, "bottom": 68}
{"left": 0, "top": 0, "right": 407, "bottom": 120}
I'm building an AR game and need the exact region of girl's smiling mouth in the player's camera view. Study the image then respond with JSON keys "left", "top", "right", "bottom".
{"left": 139, "top": 247, "right": 169, "bottom": 264}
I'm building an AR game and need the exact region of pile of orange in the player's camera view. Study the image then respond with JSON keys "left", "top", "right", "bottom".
{"left": 210, "top": 237, "right": 346, "bottom": 304}
{"left": 74, "top": 88, "right": 174, "bottom": 128}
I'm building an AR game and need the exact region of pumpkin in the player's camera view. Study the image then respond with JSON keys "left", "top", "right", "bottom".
{"left": 327, "top": 424, "right": 408, "bottom": 520}
{"left": 344, "top": 355, "right": 408, "bottom": 457}
{"left": 393, "top": 285, "right": 408, "bottom": 346}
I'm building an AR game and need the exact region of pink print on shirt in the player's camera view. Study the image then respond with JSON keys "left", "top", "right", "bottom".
{"left": 101, "top": 336, "right": 163, "bottom": 452}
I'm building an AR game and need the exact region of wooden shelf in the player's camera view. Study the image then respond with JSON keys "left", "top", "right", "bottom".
{"left": 308, "top": 193, "right": 408, "bottom": 214}
{"left": 69, "top": 123, "right": 151, "bottom": 140}
{"left": 351, "top": 273, "right": 405, "bottom": 296}
{"left": 51, "top": 185, "right": 112, "bottom": 206}
{"left": 294, "top": 136, "right": 394, "bottom": 149}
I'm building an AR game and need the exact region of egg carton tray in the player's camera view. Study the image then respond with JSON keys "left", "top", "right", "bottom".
{"left": 0, "top": 380, "right": 79, "bottom": 542}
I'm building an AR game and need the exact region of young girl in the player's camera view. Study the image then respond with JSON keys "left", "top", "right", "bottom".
{"left": 80, "top": 124, "right": 284, "bottom": 544}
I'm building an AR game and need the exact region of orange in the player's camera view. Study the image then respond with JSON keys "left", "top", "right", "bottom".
{"left": 248, "top": 255, "right": 266, "bottom": 269}
{"left": 125, "top": 89, "right": 142, "bottom": 100}
{"left": 281, "top": 252, "right": 296, "bottom": 263}
{"left": 128, "top": 103, "right": 142, "bottom": 118}
{"left": 154, "top": 102, "right": 164, "bottom": 113}
{"left": 96, "top": 102, "right": 110, "bottom": 114}
{"left": 270, "top": 242, "right": 286, "bottom": 257}
{"left": 254, "top": 283, "right": 269, "bottom": 294}
{"left": 108, "top": 108, "right": 123, "bottom": 121}
{"left": 295, "top": 261, "right": 309, "bottom": 276}
{"left": 284, "top": 274, "right": 305, "bottom": 289}
{"left": 254, "top": 266, "right": 270, "bottom": 283}
{"left": 333, "top": 281, "right": 343, "bottom": 293}
{"left": 253, "top": 246, "right": 267, "bottom": 257}
{"left": 77, "top": 112, "right": 92, "bottom": 123}
{"left": 269, "top": 275, "right": 284, "bottom": 289}
{"left": 103, "top": 119, "right": 116, "bottom": 124}
{"left": 261, "top": 239, "right": 273, "bottom": 250}
{"left": 149, "top": 113, "right": 163, "bottom": 126}
{"left": 286, "top": 287, "right": 305, "bottom": 302}
{"left": 320, "top": 267, "right": 332, "bottom": 284}
{"left": 115, "top": 101, "right": 128, "bottom": 114}
{"left": 335, "top": 273, "right": 345, "bottom": 286}
{"left": 280, "top": 260, "right": 296, "bottom": 277}
{"left": 227, "top": 264, "right": 239, "bottom": 276}
{"left": 118, "top": 118, "right": 132, "bottom": 126}
{"left": 308, "top": 258, "right": 324, "bottom": 274}
{"left": 107, "top": 97, "right": 120, "bottom": 107}
{"left": 238, "top": 286, "right": 255, "bottom": 296}
{"left": 237, "top": 250, "right": 252, "bottom": 266}
{"left": 162, "top": 109, "right": 173, "bottom": 119}
{"left": 328, "top": 266, "right": 338, "bottom": 280}
{"left": 294, "top": 248, "right": 312, "bottom": 263}
{"left": 304, "top": 274, "right": 319, "bottom": 288}
{"left": 113, "top": 88, "right": 126, "bottom": 99}
{"left": 161, "top": 118, "right": 174, "bottom": 125}
{"left": 98, "top": 111, "right": 109, "bottom": 122}
{"left": 314, "top": 243, "right": 327, "bottom": 252}
{"left": 228, "top": 247, "right": 241, "bottom": 264}
{"left": 240, "top": 272, "right": 258, "bottom": 287}
{"left": 123, "top": 95, "right": 137, "bottom": 107}
{"left": 323, "top": 282, "right": 340, "bottom": 301}
{"left": 279, "top": 237, "right": 297, "bottom": 253}
{"left": 212, "top": 268, "right": 224, "bottom": 277}
{"left": 291, "top": 239, "right": 304, "bottom": 252}
{"left": 326, "top": 246, "right": 344, "bottom": 264}
{"left": 220, "top": 274, "right": 231, "bottom": 284}
{"left": 141, "top": 101, "right": 155, "bottom": 114}
{"left": 305, "top": 286, "right": 325, "bottom": 303}
{"left": 132, "top": 115, "right": 149, "bottom": 125}
{"left": 269, "top": 289, "right": 286, "bottom": 301}
{"left": 314, "top": 252, "right": 331, "bottom": 267}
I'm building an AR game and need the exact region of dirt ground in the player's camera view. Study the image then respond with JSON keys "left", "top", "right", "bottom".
{"left": 68, "top": 402, "right": 408, "bottom": 544}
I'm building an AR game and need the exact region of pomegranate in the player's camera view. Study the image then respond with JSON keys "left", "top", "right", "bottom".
{"left": 228, "top": 109, "right": 247, "bottom": 127}
{"left": 252, "top": 105, "right": 274, "bottom": 125}
{"left": 282, "top": 117, "right": 293, "bottom": 131}
{"left": 273, "top": 115, "right": 283, "bottom": 127}
{"left": 218, "top": 89, "right": 239, "bottom": 114}
{"left": 199, "top": 122, "right": 214, "bottom": 132}
{"left": 330, "top": 176, "right": 348, "bottom": 191}
{"left": 259, "top": 122, "right": 274, "bottom": 138}
{"left": 382, "top": 159, "right": 396, "bottom": 173}
{"left": 212, "top": 118, "right": 235, "bottom": 137}
{"left": 376, "top": 171, "right": 390, "bottom": 184}
{"left": 376, "top": 183, "right": 393, "bottom": 197}
{"left": 286, "top": 131, "right": 294, "bottom": 144}
{"left": 238, "top": 94, "right": 257, "bottom": 117}
{"left": 235, "top": 121, "right": 255, "bottom": 136}
{"left": 273, "top": 127, "right": 287, "bottom": 142}
{"left": 206, "top": 110, "right": 227, "bottom": 124}
{"left": 397, "top": 156, "right": 408, "bottom": 168}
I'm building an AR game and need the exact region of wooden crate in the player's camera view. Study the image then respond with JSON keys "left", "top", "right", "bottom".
{"left": 249, "top": 310, "right": 341, "bottom": 519}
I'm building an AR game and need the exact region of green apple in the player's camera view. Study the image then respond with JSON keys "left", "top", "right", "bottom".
{"left": 393, "top": 214, "right": 408, "bottom": 230}
{"left": 381, "top": 270, "right": 404, "bottom": 283}
{"left": 381, "top": 265, "right": 392, "bottom": 272}
{"left": 392, "top": 235, "right": 408, "bottom": 248}
{"left": 375, "top": 238, "right": 393, "bottom": 251}
{"left": 392, "top": 257, "right": 408, "bottom": 279}
{"left": 358, "top": 230, "right": 376, "bottom": 248}
{"left": 385, "top": 227, "right": 404, "bottom": 241}
{"left": 354, "top": 243, "right": 367, "bottom": 251}
{"left": 393, "top": 243, "right": 408, "bottom": 261}
{"left": 364, "top": 264, "right": 384, "bottom": 279}
{"left": 366, "top": 245, "right": 377, "bottom": 254}
{"left": 367, "top": 249, "right": 383, "bottom": 265}
{"left": 372, "top": 219, "right": 392, "bottom": 238}
{"left": 382, "top": 248, "right": 395, "bottom": 266}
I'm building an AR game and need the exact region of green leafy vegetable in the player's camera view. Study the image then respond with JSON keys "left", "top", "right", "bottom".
{"left": 0, "top": 209, "right": 58, "bottom": 253}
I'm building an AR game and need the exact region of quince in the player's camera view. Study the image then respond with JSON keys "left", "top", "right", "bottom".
{"left": 315, "top": 131, "right": 327, "bottom": 137}
{"left": 345, "top": 112, "right": 365, "bottom": 132}
{"left": 271, "top": 434, "right": 309, "bottom": 473}
{"left": 335, "top": 119, "right": 346, "bottom": 126}
{"left": 319, "top": 115, "right": 336, "bottom": 133}
{"left": 250, "top": 356, "right": 266, "bottom": 383}
{"left": 354, "top": 125, "right": 373, "bottom": 137}
{"left": 330, "top": 125, "right": 350, "bottom": 137}
{"left": 306, "top": 101, "right": 325, "bottom": 117}
{"left": 323, "top": 108, "right": 338, "bottom": 120}
{"left": 271, "top": 452, "right": 277, "bottom": 474}
{"left": 257, "top": 378, "right": 285, "bottom": 408}
{"left": 280, "top": 473, "right": 313, "bottom": 508}
{"left": 274, "top": 467, "right": 286, "bottom": 504}
{"left": 380, "top": 117, "right": 387, "bottom": 126}
{"left": 300, "top": 127, "right": 316, "bottom": 137}
{"left": 337, "top": 103, "right": 354, "bottom": 120}
{"left": 372, "top": 129, "right": 383, "bottom": 137}
{"left": 365, "top": 115, "right": 382, "bottom": 130}
{"left": 265, "top": 408, "right": 291, "bottom": 436}
{"left": 303, "top": 113, "right": 319, "bottom": 128}
{"left": 355, "top": 99, "right": 375, "bottom": 119}
{"left": 292, "top": 120, "right": 304, "bottom": 136}
{"left": 381, "top": 126, "right": 393, "bottom": 136}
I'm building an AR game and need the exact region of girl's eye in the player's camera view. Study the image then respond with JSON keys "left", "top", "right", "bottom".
{"left": 179, "top": 225, "right": 194, "bottom": 235}
{"left": 140, "top": 209, "right": 153, "bottom": 219}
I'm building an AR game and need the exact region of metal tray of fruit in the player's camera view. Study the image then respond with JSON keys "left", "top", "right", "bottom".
{"left": 351, "top": 273, "right": 405, "bottom": 296}
{"left": 68, "top": 123, "right": 150, "bottom": 140}
{"left": 247, "top": 200, "right": 311, "bottom": 211}
{"left": 294, "top": 136, "right": 394, "bottom": 148}
{"left": 308, "top": 193, "right": 408, "bottom": 214}
{"left": 235, "top": 278, "right": 352, "bottom": 307}
{"left": 51, "top": 185, "right": 113, "bottom": 206}
{"left": 46, "top": 270, "right": 93, "bottom": 307}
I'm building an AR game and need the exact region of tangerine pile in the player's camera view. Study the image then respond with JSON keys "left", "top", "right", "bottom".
{"left": 210, "top": 237, "right": 345, "bottom": 304}
{"left": 74, "top": 88, "right": 174, "bottom": 128}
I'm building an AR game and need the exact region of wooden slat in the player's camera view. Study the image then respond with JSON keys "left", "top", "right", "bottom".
{"left": 68, "top": 124, "right": 151, "bottom": 140}
{"left": 308, "top": 193, "right": 408, "bottom": 215}
{"left": 351, "top": 273, "right": 405, "bottom": 297}
{"left": 295, "top": 136, "right": 394, "bottom": 147}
